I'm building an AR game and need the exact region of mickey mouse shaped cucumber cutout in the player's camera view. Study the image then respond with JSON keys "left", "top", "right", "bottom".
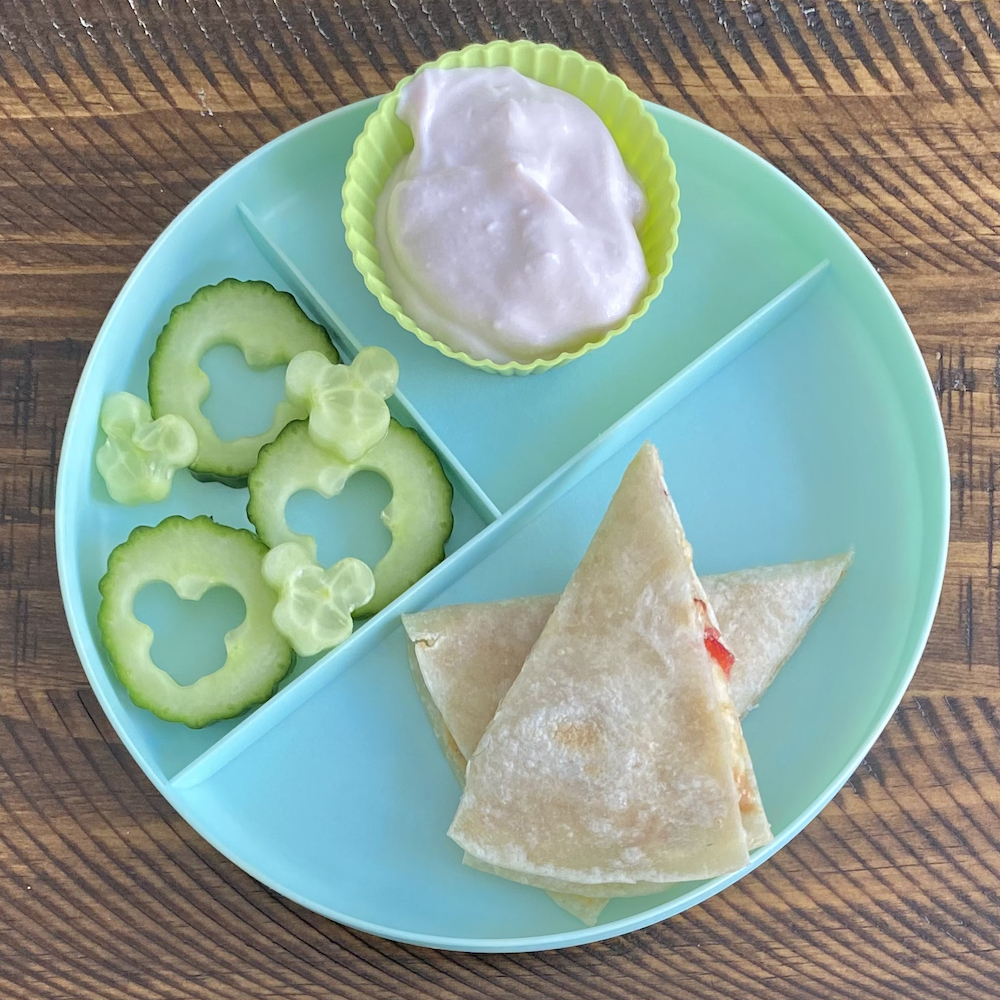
{"left": 96, "top": 392, "right": 198, "bottom": 505}
{"left": 262, "top": 542, "right": 376, "bottom": 656}
{"left": 286, "top": 346, "right": 399, "bottom": 462}
{"left": 148, "top": 279, "right": 339, "bottom": 486}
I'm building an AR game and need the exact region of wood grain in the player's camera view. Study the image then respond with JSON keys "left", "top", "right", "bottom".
{"left": 0, "top": 1, "right": 997, "bottom": 996}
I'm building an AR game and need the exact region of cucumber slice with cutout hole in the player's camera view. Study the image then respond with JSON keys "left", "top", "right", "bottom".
{"left": 247, "top": 419, "right": 454, "bottom": 616}
{"left": 98, "top": 515, "right": 294, "bottom": 728}
{"left": 148, "top": 279, "right": 338, "bottom": 486}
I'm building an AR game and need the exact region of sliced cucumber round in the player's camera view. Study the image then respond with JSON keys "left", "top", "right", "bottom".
{"left": 97, "top": 515, "right": 294, "bottom": 728}
{"left": 148, "top": 279, "right": 338, "bottom": 486}
{"left": 247, "top": 419, "right": 454, "bottom": 616}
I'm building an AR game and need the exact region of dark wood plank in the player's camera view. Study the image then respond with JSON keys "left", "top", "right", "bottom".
{"left": 1, "top": 1, "right": 997, "bottom": 996}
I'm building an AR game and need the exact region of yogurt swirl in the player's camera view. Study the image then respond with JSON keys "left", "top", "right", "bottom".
{"left": 374, "top": 67, "right": 649, "bottom": 365}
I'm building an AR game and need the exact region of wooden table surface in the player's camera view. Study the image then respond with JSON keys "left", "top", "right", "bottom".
{"left": 0, "top": 0, "right": 995, "bottom": 996}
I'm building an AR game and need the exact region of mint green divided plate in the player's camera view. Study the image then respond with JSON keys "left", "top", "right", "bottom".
{"left": 55, "top": 97, "right": 949, "bottom": 953}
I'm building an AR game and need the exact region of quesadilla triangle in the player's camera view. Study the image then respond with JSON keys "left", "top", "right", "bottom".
{"left": 447, "top": 442, "right": 771, "bottom": 895}
{"left": 404, "top": 532, "right": 847, "bottom": 919}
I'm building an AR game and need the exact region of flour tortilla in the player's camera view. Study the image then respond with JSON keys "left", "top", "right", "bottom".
{"left": 405, "top": 550, "right": 848, "bottom": 921}
{"left": 447, "top": 443, "right": 767, "bottom": 892}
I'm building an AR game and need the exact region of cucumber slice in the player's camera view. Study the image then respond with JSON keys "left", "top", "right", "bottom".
{"left": 148, "top": 279, "right": 338, "bottom": 486}
{"left": 247, "top": 419, "right": 454, "bottom": 616}
{"left": 98, "top": 515, "right": 294, "bottom": 728}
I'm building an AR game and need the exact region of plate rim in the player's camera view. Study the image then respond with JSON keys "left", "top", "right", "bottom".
{"left": 54, "top": 96, "right": 951, "bottom": 952}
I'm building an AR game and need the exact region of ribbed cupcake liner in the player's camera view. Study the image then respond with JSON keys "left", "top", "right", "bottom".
{"left": 342, "top": 40, "right": 681, "bottom": 375}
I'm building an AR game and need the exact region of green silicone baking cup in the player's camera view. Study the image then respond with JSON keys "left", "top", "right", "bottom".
{"left": 341, "top": 41, "right": 681, "bottom": 375}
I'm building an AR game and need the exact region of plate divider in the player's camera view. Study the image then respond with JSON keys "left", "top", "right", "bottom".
{"left": 237, "top": 202, "right": 501, "bottom": 525}
{"left": 168, "top": 257, "right": 831, "bottom": 791}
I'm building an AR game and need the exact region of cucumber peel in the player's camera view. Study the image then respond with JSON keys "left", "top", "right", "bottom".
{"left": 285, "top": 346, "right": 399, "bottom": 462}
{"left": 247, "top": 419, "right": 454, "bottom": 616}
{"left": 262, "top": 542, "right": 376, "bottom": 656}
{"left": 98, "top": 515, "right": 294, "bottom": 728}
{"left": 96, "top": 392, "right": 198, "bottom": 505}
{"left": 148, "top": 279, "right": 338, "bottom": 486}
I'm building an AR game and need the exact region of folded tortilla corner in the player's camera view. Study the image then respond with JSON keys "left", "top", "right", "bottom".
{"left": 713, "top": 550, "right": 853, "bottom": 717}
